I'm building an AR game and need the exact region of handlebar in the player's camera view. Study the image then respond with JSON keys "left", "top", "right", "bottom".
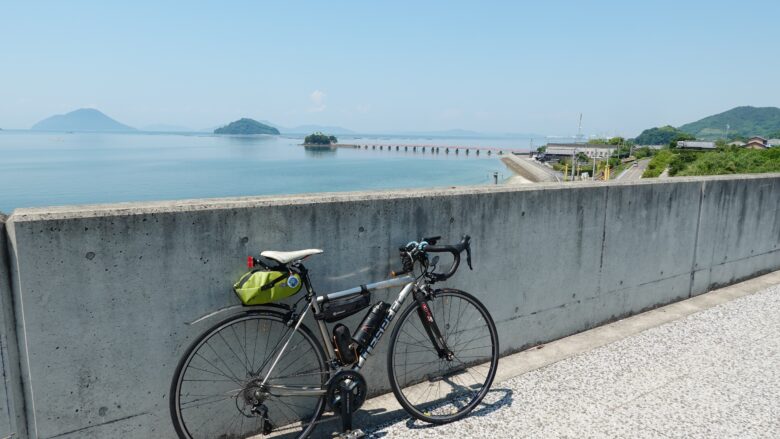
{"left": 392, "top": 234, "right": 472, "bottom": 282}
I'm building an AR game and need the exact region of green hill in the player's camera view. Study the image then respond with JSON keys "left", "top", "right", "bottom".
{"left": 634, "top": 125, "right": 694, "bottom": 145}
{"left": 679, "top": 106, "right": 780, "bottom": 140}
{"left": 214, "top": 118, "right": 280, "bottom": 135}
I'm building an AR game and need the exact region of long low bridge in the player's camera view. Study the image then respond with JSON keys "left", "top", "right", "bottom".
{"left": 334, "top": 143, "right": 528, "bottom": 156}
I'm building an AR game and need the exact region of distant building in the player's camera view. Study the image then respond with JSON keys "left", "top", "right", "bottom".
{"left": 768, "top": 139, "right": 780, "bottom": 147}
{"left": 728, "top": 141, "right": 746, "bottom": 147}
{"left": 745, "top": 136, "right": 768, "bottom": 149}
{"left": 677, "top": 141, "right": 716, "bottom": 150}
{"left": 543, "top": 143, "right": 616, "bottom": 160}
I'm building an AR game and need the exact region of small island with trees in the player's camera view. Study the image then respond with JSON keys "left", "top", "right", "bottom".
{"left": 214, "top": 118, "right": 280, "bottom": 135}
{"left": 303, "top": 132, "right": 338, "bottom": 146}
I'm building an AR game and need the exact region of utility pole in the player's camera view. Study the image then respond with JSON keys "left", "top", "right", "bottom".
{"left": 571, "top": 148, "right": 577, "bottom": 181}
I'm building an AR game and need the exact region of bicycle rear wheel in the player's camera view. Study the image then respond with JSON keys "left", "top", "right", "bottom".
{"left": 170, "top": 310, "right": 328, "bottom": 438}
{"left": 387, "top": 288, "right": 499, "bottom": 424}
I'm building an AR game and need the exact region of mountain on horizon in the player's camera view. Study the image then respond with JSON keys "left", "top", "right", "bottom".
{"left": 32, "top": 108, "right": 136, "bottom": 132}
{"left": 679, "top": 106, "right": 780, "bottom": 140}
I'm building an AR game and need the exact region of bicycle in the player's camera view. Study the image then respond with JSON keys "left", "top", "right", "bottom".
{"left": 170, "top": 234, "right": 499, "bottom": 438}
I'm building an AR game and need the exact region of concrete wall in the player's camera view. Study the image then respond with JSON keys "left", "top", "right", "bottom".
{"left": 2, "top": 174, "right": 780, "bottom": 438}
{"left": 1, "top": 213, "right": 25, "bottom": 439}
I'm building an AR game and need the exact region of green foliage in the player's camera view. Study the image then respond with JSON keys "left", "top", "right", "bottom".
{"left": 677, "top": 147, "right": 780, "bottom": 176}
{"left": 642, "top": 147, "right": 780, "bottom": 177}
{"left": 587, "top": 137, "right": 624, "bottom": 145}
{"left": 634, "top": 126, "right": 693, "bottom": 145}
{"left": 667, "top": 151, "right": 699, "bottom": 176}
{"left": 536, "top": 145, "right": 546, "bottom": 153}
{"left": 679, "top": 106, "right": 780, "bottom": 140}
{"left": 633, "top": 147, "right": 655, "bottom": 159}
{"left": 304, "top": 132, "right": 337, "bottom": 145}
{"left": 643, "top": 149, "right": 675, "bottom": 177}
{"left": 214, "top": 118, "right": 280, "bottom": 135}
{"left": 613, "top": 145, "right": 631, "bottom": 158}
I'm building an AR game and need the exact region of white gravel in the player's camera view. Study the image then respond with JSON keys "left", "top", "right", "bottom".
{"left": 366, "top": 284, "right": 780, "bottom": 438}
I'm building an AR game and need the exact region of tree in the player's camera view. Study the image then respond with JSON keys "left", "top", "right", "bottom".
{"left": 634, "top": 125, "right": 693, "bottom": 145}
{"left": 304, "top": 132, "right": 336, "bottom": 145}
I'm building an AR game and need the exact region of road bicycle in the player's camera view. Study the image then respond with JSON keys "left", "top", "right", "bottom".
{"left": 170, "top": 235, "right": 499, "bottom": 438}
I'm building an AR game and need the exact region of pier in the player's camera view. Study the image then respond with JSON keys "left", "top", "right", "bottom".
{"left": 332, "top": 143, "right": 528, "bottom": 157}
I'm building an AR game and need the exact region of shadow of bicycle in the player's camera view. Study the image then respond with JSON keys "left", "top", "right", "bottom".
{"left": 367, "top": 387, "right": 514, "bottom": 437}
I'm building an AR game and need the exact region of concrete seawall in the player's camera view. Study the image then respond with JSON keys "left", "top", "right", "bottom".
{"left": 1, "top": 174, "right": 780, "bottom": 438}
{"left": 501, "top": 154, "right": 558, "bottom": 182}
{"left": 1, "top": 213, "right": 25, "bottom": 439}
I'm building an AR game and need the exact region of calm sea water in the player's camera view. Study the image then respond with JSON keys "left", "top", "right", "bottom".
{"left": 0, "top": 131, "right": 537, "bottom": 213}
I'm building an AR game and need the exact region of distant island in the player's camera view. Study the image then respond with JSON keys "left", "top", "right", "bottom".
{"left": 635, "top": 106, "right": 780, "bottom": 143}
{"left": 214, "top": 118, "right": 280, "bottom": 135}
{"left": 31, "top": 108, "right": 136, "bottom": 132}
{"left": 304, "top": 132, "right": 338, "bottom": 145}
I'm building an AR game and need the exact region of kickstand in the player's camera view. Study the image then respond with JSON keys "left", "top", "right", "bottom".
{"left": 336, "top": 381, "right": 365, "bottom": 439}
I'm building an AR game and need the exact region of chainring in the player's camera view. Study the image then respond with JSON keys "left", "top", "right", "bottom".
{"left": 326, "top": 370, "right": 367, "bottom": 413}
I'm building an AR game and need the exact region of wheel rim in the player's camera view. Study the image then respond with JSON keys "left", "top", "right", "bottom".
{"left": 390, "top": 291, "right": 498, "bottom": 421}
{"left": 173, "top": 314, "right": 327, "bottom": 438}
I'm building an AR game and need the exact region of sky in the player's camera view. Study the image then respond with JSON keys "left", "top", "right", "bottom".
{"left": 1, "top": 0, "right": 779, "bottom": 137}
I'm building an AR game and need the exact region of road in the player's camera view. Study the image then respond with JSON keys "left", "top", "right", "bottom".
{"left": 616, "top": 158, "right": 650, "bottom": 181}
{"left": 367, "top": 278, "right": 780, "bottom": 438}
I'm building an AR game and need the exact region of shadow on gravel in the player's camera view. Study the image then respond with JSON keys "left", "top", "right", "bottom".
{"left": 367, "top": 388, "right": 514, "bottom": 437}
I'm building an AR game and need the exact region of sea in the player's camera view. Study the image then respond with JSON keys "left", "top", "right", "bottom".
{"left": 0, "top": 131, "right": 551, "bottom": 213}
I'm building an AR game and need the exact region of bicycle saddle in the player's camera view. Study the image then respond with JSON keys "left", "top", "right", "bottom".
{"left": 261, "top": 249, "right": 324, "bottom": 264}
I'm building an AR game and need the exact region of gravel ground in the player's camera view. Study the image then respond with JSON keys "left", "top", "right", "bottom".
{"left": 366, "top": 284, "right": 780, "bottom": 438}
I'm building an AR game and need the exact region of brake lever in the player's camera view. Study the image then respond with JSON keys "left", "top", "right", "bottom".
{"left": 462, "top": 235, "right": 473, "bottom": 270}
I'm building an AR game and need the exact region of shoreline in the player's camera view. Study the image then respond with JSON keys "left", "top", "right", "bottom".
{"left": 500, "top": 154, "right": 557, "bottom": 183}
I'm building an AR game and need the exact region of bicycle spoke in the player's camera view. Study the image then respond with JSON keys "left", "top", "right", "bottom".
{"left": 390, "top": 291, "right": 497, "bottom": 423}
{"left": 174, "top": 313, "right": 326, "bottom": 439}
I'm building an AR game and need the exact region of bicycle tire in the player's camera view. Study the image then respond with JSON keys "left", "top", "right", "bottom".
{"left": 170, "top": 310, "right": 328, "bottom": 439}
{"left": 387, "top": 289, "right": 499, "bottom": 424}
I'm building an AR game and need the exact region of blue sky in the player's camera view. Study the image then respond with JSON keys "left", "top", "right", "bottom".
{"left": 1, "top": 0, "right": 778, "bottom": 136}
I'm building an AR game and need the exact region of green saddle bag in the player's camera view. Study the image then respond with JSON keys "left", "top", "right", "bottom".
{"left": 233, "top": 269, "right": 302, "bottom": 305}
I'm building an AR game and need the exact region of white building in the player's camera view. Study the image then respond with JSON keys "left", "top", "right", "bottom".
{"left": 677, "top": 141, "right": 716, "bottom": 150}
{"left": 544, "top": 143, "right": 617, "bottom": 159}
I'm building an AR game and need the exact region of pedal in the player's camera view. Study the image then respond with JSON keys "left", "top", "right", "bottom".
{"left": 335, "top": 428, "right": 365, "bottom": 439}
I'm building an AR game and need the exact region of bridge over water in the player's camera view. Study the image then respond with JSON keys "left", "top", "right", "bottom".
{"left": 335, "top": 143, "right": 528, "bottom": 156}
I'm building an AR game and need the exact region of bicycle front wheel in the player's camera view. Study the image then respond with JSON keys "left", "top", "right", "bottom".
{"left": 170, "top": 310, "right": 328, "bottom": 439}
{"left": 387, "top": 288, "right": 499, "bottom": 424}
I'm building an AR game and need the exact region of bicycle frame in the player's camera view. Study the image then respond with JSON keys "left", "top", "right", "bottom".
{"left": 260, "top": 273, "right": 417, "bottom": 397}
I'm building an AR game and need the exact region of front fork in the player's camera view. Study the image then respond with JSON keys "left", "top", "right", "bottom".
{"left": 414, "top": 288, "right": 453, "bottom": 360}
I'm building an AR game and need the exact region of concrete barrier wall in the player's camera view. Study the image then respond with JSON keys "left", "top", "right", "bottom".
{"left": 1, "top": 213, "right": 26, "bottom": 439}
{"left": 3, "top": 174, "right": 780, "bottom": 438}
